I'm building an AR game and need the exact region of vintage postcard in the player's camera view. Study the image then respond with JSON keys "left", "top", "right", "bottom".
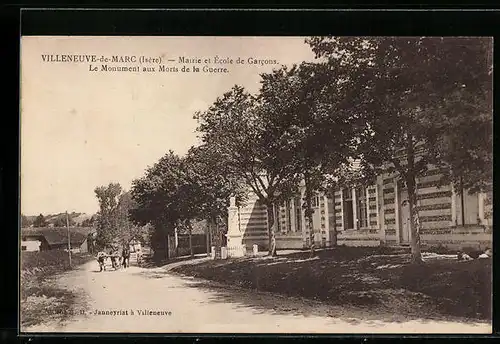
{"left": 20, "top": 36, "right": 493, "bottom": 334}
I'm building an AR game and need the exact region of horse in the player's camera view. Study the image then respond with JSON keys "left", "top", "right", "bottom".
{"left": 96, "top": 251, "right": 107, "bottom": 272}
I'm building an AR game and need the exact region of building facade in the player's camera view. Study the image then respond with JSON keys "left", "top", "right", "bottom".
{"left": 226, "top": 167, "right": 492, "bottom": 255}
{"left": 20, "top": 237, "right": 43, "bottom": 251}
{"left": 20, "top": 227, "right": 93, "bottom": 253}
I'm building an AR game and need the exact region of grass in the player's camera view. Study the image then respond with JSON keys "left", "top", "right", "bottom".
{"left": 172, "top": 246, "right": 491, "bottom": 321}
{"left": 20, "top": 250, "right": 95, "bottom": 328}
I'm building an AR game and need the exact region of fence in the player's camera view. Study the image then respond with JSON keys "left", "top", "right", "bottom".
{"left": 167, "top": 234, "right": 208, "bottom": 258}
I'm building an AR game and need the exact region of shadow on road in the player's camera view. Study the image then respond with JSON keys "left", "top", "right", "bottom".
{"left": 140, "top": 253, "right": 209, "bottom": 269}
{"left": 139, "top": 268, "right": 486, "bottom": 327}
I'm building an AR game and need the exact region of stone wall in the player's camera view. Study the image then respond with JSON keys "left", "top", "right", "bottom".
{"left": 275, "top": 234, "right": 305, "bottom": 249}
{"left": 337, "top": 230, "right": 381, "bottom": 247}
{"left": 421, "top": 226, "right": 492, "bottom": 251}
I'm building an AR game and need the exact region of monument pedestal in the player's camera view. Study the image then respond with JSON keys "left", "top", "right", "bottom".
{"left": 225, "top": 197, "right": 246, "bottom": 258}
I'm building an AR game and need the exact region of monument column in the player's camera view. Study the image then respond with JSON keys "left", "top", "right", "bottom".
{"left": 225, "top": 196, "right": 245, "bottom": 257}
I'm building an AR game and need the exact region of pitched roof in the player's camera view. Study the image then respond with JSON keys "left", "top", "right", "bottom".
{"left": 21, "top": 227, "right": 93, "bottom": 246}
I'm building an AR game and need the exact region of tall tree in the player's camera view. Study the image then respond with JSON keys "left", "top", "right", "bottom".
{"left": 195, "top": 86, "right": 300, "bottom": 256}
{"left": 259, "top": 63, "right": 357, "bottom": 256}
{"left": 33, "top": 214, "right": 48, "bottom": 227}
{"left": 130, "top": 147, "right": 238, "bottom": 260}
{"left": 115, "top": 191, "right": 148, "bottom": 246}
{"left": 130, "top": 151, "right": 185, "bottom": 260}
{"left": 94, "top": 183, "right": 123, "bottom": 249}
{"left": 94, "top": 183, "right": 149, "bottom": 252}
{"left": 307, "top": 36, "right": 492, "bottom": 263}
{"left": 428, "top": 39, "right": 493, "bottom": 194}
{"left": 183, "top": 144, "right": 247, "bottom": 257}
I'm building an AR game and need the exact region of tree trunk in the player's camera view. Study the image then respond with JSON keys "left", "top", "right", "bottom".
{"left": 215, "top": 216, "right": 221, "bottom": 259}
{"left": 304, "top": 171, "right": 315, "bottom": 257}
{"left": 174, "top": 226, "right": 179, "bottom": 257}
{"left": 206, "top": 219, "right": 211, "bottom": 257}
{"left": 460, "top": 175, "right": 465, "bottom": 226}
{"left": 332, "top": 200, "right": 338, "bottom": 247}
{"left": 163, "top": 235, "right": 168, "bottom": 261}
{"left": 406, "top": 132, "right": 423, "bottom": 264}
{"left": 273, "top": 203, "right": 280, "bottom": 254}
{"left": 266, "top": 203, "right": 277, "bottom": 256}
{"left": 407, "top": 177, "right": 423, "bottom": 264}
{"left": 188, "top": 220, "right": 194, "bottom": 258}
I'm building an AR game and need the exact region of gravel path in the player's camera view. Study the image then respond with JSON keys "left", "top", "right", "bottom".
{"left": 22, "top": 259, "right": 491, "bottom": 334}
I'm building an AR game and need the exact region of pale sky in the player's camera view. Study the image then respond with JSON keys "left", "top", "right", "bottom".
{"left": 21, "top": 36, "right": 316, "bottom": 216}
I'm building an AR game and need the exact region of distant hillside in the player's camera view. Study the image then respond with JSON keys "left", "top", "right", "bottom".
{"left": 74, "top": 213, "right": 93, "bottom": 224}
{"left": 21, "top": 212, "right": 96, "bottom": 228}
{"left": 59, "top": 212, "right": 93, "bottom": 225}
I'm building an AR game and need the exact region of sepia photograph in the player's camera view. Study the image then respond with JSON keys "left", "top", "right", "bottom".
{"left": 19, "top": 35, "right": 492, "bottom": 334}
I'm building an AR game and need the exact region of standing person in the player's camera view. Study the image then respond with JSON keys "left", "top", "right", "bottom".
{"left": 97, "top": 251, "right": 106, "bottom": 272}
{"left": 122, "top": 244, "right": 130, "bottom": 269}
{"left": 136, "top": 246, "right": 143, "bottom": 266}
{"left": 109, "top": 247, "right": 118, "bottom": 270}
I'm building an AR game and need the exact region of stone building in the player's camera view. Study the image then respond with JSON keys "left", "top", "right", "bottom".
{"left": 226, "top": 166, "right": 492, "bottom": 256}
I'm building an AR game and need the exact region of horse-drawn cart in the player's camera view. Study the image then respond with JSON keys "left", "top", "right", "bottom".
{"left": 96, "top": 241, "right": 143, "bottom": 271}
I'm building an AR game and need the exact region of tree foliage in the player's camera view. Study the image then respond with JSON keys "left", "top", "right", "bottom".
{"left": 130, "top": 151, "right": 184, "bottom": 238}
{"left": 94, "top": 183, "right": 122, "bottom": 248}
{"left": 130, "top": 144, "right": 246, "bottom": 259}
{"left": 307, "top": 36, "right": 492, "bottom": 190}
{"left": 81, "top": 215, "right": 97, "bottom": 227}
{"left": 32, "top": 214, "right": 48, "bottom": 228}
{"left": 94, "top": 183, "right": 143, "bottom": 250}
{"left": 21, "top": 214, "right": 34, "bottom": 228}
{"left": 124, "top": 37, "right": 490, "bottom": 264}
{"left": 259, "top": 62, "right": 358, "bottom": 253}
{"left": 183, "top": 144, "right": 248, "bottom": 253}
{"left": 184, "top": 144, "right": 247, "bottom": 221}
{"left": 194, "top": 85, "right": 301, "bottom": 256}
{"left": 307, "top": 36, "right": 492, "bottom": 263}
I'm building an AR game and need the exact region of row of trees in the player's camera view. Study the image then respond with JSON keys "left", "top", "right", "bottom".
{"left": 129, "top": 146, "right": 245, "bottom": 261}
{"left": 123, "top": 37, "right": 491, "bottom": 264}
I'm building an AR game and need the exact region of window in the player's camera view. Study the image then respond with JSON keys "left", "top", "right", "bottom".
{"left": 295, "top": 199, "right": 302, "bottom": 232}
{"left": 286, "top": 200, "right": 292, "bottom": 232}
{"left": 21, "top": 246, "right": 27, "bottom": 251}
{"left": 457, "top": 191, "right": 480, "bottom": 225}
{"left": 311, "top": 195, "right": 320, "bottom": 208}
{"left": 342, "top": 188, "right": 351, "bottom": 199}
{"left": 356, "top": 187, "right": 368, "bottom": 228}
{"left": 343, "top": 188, "right": 354, "bottom": 229}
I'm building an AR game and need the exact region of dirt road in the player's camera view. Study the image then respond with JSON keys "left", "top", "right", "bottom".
{"left": 23, "top": 259, "right": 491, "bottom": 334}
